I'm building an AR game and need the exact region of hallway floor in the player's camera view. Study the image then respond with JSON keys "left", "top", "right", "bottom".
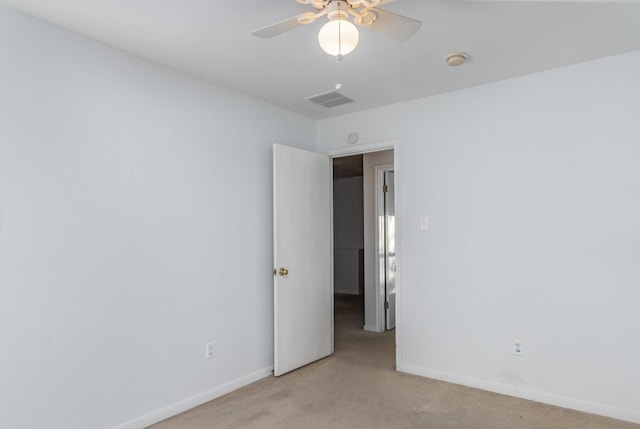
{"left": 150, "top": 294, "right": 637, "bottom": 428}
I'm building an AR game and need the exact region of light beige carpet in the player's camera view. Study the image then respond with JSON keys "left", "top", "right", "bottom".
{"left": 150, "top": 295, "right": 638, "bottom": 429}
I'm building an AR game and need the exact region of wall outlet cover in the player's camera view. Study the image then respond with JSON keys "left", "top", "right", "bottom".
{"left": 513, "top": 339, "right": 523, "bottom": 356}
{"left": 420, "top": 217, "right": 429, "bottom": 231}
{"left": 206, "top": 342, "right": 215, "bottom": 359}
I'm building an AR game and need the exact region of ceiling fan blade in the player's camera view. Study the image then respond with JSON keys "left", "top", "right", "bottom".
{"left": 251, "top": 15, "right": 305, "bottom": 38}
{"left": 363, "top": 8, "right": 422, "bottom": 41}
{"left": 367, "top": 0, "right": 399, "bottom": 6}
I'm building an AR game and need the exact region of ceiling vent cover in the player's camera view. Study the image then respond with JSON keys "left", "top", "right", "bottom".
{"left": 306, "top": 90, "right": 354, "bottom": 108}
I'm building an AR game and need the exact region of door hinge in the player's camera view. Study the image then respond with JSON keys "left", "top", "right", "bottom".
{"left": 384, "top": 301, "right": 389, "bottom": 310}
{"left": 383, "top": 185, "right": 388, "bottom": 193}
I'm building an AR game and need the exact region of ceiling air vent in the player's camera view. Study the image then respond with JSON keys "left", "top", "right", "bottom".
{"left": 306, "top": 90, "right": 354, "bottom": 108}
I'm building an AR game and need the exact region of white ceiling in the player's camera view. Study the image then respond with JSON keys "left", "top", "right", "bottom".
{"left": 2, "top": 0, "right": 640, "bottom": 119}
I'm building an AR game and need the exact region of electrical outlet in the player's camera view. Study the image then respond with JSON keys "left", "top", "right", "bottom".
{"left": 206, "top": 342, "right": 214, "bottom": 359}
{"left": 420, "top": 217, "right": 429, "bottom": 231}
{"left": 513, "top": 339, "right": 523, "bottom": 356}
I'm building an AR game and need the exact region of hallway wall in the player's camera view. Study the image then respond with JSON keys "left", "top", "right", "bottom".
{"left": 362, "top": 150, "right": 394, "bottom": 332}
{"left": 333, "top": 176, "right": 364, "bottom": 295}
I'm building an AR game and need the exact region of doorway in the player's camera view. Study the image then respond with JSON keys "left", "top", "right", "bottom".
{"left": 332, "top": 154, "right": 366, "bottom": 330}
{"left": 272, "top": 142, "right": 399, "bottom": 376}
{"left": 332, "top": 149, "right": 396, "bottom": 342}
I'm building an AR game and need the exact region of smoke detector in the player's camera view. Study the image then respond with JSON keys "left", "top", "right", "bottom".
{"left": 446, "top": 52, "right": 467, "bottom": 67}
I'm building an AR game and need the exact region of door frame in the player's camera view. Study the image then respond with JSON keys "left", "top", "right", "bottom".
{"left": 328, "top": 139, "right": 402, "bottom": 370}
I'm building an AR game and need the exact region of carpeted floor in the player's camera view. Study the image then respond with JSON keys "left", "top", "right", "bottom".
{"left": 150, "top": 294, "right": 638, "bottom": 429}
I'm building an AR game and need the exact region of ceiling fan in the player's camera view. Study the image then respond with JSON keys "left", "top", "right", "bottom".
{"left": 251, "top": 0, "right": 422, "bottom": 57}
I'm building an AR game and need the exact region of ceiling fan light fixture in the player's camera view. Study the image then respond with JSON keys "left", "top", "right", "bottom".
{"left": 318, "top": 18, "right": 359, "bottom": 57}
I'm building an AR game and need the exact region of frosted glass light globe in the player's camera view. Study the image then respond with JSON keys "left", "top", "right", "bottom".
{"left": 318, "top": 19, "right": 359, "bottom": 57}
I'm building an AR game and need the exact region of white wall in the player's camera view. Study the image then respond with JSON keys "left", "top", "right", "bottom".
{"left": 317, "top": 51, "right": 640, "bottom": 423}
{"left": 333, "top": 176, "right": 363, "bottom": 295}
{"left": 0, "top": 6, "right": 316, "bottom": 429}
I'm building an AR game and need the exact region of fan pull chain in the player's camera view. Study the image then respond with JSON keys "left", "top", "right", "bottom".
{"left": 335, "top": 55, "right": 343, "bottom": 90}
{"left": 335, "top": 1, "right": 343, "bottom": 90}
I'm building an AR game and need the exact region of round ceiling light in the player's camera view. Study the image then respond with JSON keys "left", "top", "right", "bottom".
{"left": 318, "top": 19, "right": 360, "bottom": 57}
{"left": 446, "top": 52, "right": 467, "bottom": 67}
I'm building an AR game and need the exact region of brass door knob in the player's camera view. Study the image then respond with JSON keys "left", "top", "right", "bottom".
{"left": 278, "top": 267, "right": 289, "bottom": 276}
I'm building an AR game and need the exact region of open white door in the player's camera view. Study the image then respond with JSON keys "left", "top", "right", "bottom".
{"left": 273, "top": 144, "right": 333, "bottom": 376}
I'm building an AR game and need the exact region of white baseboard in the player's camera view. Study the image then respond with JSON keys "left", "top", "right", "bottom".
{"left": 400, "top": 364, "right": 640, "bottom": 425}
{"left": 334, "top": 289, "right": 359, "bottom": 295}
{"left": 113, "top": 366, "right": 273, "bottom": 429}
